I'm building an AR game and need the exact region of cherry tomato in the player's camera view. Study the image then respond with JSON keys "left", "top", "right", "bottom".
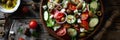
{"left": 81, "top": 20, "right": 89, "bottom": 30}
{"left": 29, "top": 20, "right": 38, "bottom": 29}
{"left": 54, "top": 11, "right": 65, "bottom": 22}
{"left": 22, "top": 6, "right": 29, "bottom": 13}
{"left": 81, "top": 12, "right": 89, "bottom": 20}
{"left": 56, "top": 27, "right": 66, "bottom": 36}
{"left": 68, "top": 3, "right": 76, "bottom": 11}
{"left": 56, "top": 13, "right": 64, "bottom": 20}
{"left": 19, "top": 37, "right": 24, "bottom": 40}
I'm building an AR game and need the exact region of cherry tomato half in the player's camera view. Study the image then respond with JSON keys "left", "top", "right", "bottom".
{"left": 54, "top": 11, "right": 65, "bottom": 22}
{"left": 56, "top": 13, "right": 64, "bottom": 20}
{"left": 29, "top": 20, "right": 38, "bottom": 29}
{"left": 56, "top": 27, "right": 66, "bottom": 36}
{"left": 68, "top": 3, "right": 77, "bottom": 11}
{"left": 81, "top": 12, "right": 89, "bottom": 20}
{"left": 81, "top": 20, "right": 89, "bottom": 30}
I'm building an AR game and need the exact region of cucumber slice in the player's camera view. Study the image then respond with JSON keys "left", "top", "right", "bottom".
{"left": 44, "top": 11, "right": 49, "bottom": 21}
{"left": 89, "top": 18, "right": 99, "bottom": 27}
{"left": 90, "top": 1, "right": 98, "bottom": 10}
{"left": 67, "top": 15, "right": 76, "bottom": 24}
{"left": 67, "top": 28, "right": 77, "bottom": 37}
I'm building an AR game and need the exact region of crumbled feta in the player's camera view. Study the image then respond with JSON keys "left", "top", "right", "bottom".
{"left": 60, "top": 9, "right": 65, "bottom": 13}
{"left": 80, "top": 28, "right": 85, "bottom": 32}
{"left": 78, "top": 13, "right": 81, "bottom": 15}
{"left": 74, "top": 9, "right": 78, "bottom": 14}
{"left": 77, "top": 19, "right": 81, "bottom": 23}
{"left": 10, "top": 31, "right": 14, "bottom": 34}
{"left": 42, "top": 5, "right": 47, "bottom": 10}
{"left": 53, "top": 26, "right": 60, "bottom": 31}
{"left": 50, "top": 15, "right": 54, "bottom": 19}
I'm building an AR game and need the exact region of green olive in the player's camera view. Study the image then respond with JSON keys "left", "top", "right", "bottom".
{"left": 97, "top": 11, "right": 102, "bottom": 16}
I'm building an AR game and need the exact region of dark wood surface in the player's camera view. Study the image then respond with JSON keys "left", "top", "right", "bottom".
{"left": 95, "top": 0, "right": 120, "bottom": 40}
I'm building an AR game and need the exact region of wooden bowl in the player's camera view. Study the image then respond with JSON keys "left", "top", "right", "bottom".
{"left": 40, "top": 0, "right": 104, "bottom": 40}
